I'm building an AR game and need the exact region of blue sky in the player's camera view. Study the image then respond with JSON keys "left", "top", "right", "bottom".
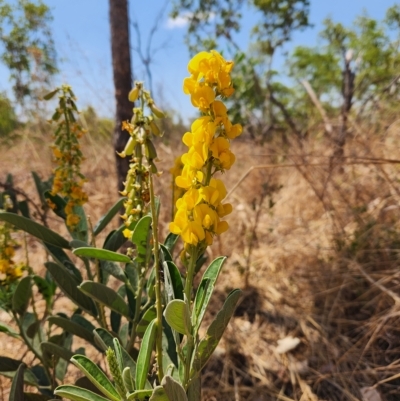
{"left": 0, "top": 0, "right": 398, "bottom": 119}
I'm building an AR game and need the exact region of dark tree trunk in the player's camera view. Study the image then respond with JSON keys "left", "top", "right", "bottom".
{"left": 109, "top": 0, "right": 133, "bottom": 190}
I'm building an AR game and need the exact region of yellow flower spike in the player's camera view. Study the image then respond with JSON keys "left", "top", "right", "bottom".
{"left": 190, "top": 83, "right": 215, "bottom": 111}
{"left": 66, "top": 213, "right": 80, "bottom": 227}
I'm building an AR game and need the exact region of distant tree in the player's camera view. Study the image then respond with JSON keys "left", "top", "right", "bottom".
{"left": 0, "top": 92, "right": 17, "bottom": 138}
{"left": 289, "top": 9, "right": 400, "bottom": 154}
{"left": 108, "top": 0, "right": 133, "bottom": 189}
{"left": 0, "top": 0, "right": 57, "bottom": 105}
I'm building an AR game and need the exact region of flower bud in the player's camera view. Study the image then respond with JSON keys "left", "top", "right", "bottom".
{"left": 145, "top": 139, "right": 158, "bottom": 161}
{"left": 117, "top": 136, "right": 137, "bottom": 158}
{"left": 149, "top": 119, "right": 161, "bottom": 136}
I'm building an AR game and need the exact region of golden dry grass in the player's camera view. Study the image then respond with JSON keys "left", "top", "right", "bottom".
{"left": 2, "top": 112, "right": 400, "bottom": 400}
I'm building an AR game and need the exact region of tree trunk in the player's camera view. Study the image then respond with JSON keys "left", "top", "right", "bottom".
{"left": 109, "top": 0, "right": 133, "bottom": 190}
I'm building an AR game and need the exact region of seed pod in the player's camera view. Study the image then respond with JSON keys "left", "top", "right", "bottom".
{"left": 145, "top": 138, "right": 158, "bottom": 161}
{"left": 149, "top": 119, "right": 161, "bottom": 136}
{"left": 128, "top": 86, "right": 140, "bottom": 102}
{"left": 117, "top": 136, "right": 137, "bottom": 158}
{"left": 148, "top": 99, "right": 165, "bottom": 118}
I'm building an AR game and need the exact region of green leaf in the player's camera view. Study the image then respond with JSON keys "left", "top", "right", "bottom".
{"left": 187, "top": 376, "right": 201, "bottom": 401}
{"left": 9, "top": 363, "right": 25, "bottom": 401}
{"left": 44, "top": 243, "right": 82, "bottom": 281}
{"left": 0, "top": 322, "right": 19, "bottom": 338}
{"left": 41, "top": 342, "right": 75, "bottom": 362}
{"left": 100, "top": 260, "right": 126, "bottom": 282}
{"left": 45, "top": 262, "right": 97, "bottom": 317}
{"left": 103, "top": 225, "right": 127, "bottom": 252}
{"left": 164, "top": 233, "right": 179, "bottom": 253}
{"left": 0, "top": 212, "right": 70, "bottom": 249}
{"left": 164, "top": 261, "right": 184, "bottom": 301}
{"left": 194, "top": 256, "right": 226, "bottom": 330}
{"left": 55, "top": 334, "right": 73, "bottom": 381}
{"left": 48, "top": 316, "right": 96, "bottom": 345}
{"left": 18, "top": 200, "right": 30, "bottom": 218}
{"left": 70, "top": 355, "right": 120, "bottom": 401}
{"left": 43, "top": 88, "right": 59, "bottom": 100}
{"left": 149, "top": 386, "right": 169, "bottom": 401}
{"left": 0, "top": 369, "right": 38, "bottom": 387}
{"left": 160, "top": 244, "right": 172, "bottom": 262}
{"left": 127, "top": 389, "right": 153, "bottom": 401}
{"left": 44, "top": 191, "right": 67, "bottom": 219}
{"left": 131, "top": 215, "right": 152, "bottom": 264}
{"left": 33, "top": 275, "right": 56, "bottom": 306}
{"left": 192, "top": 289, "right": 242, "bottom": 374}
{"left": 79, "top": 281, "right": 130, "bottom": 318}
{"left": 161, "top": 375, "right": 188, "bottom": 401}
{"left": 73, "top": 247, "right": 131, "bottom": 263}
{"left": 70, "top": 239, "right": 90, "bottom": 249}
{"left": 31, "top": 172, "right": 52, "bottom": 206}
{"left": 93, "top": 198, "right": 126, "bottom": 236}
{"left": 135, "top": 319, "right": 156, "bottom": 390}
{"left": 164, "top": 299, "right": 190, "bottom": 335}
{"left": 54, "top": 385, "right": 111, "bottom": 401}
{"left": 0, "top": 357, "right": 22, "bottom": 372}
{"left": 75, "top": 377, "right": 105, "bottom": 397}
{"left": 136, "top": 306, "right": 156, "bottom": 337}
{"left": 23, "top": 393, "right": 53, "bottom": 401}
{"left": 12, "top": 275, "right": 31, "bottom": 315}
{"left": 122, "top": 367, "right": 134, "bottom": 393}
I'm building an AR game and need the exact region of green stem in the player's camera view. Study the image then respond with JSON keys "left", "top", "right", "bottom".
{"left": 126, "top": 275, "right": 146, "bottom": 353}
{"left": 183, "top": 247, "right": 198, "bottom": 389}
{"left": 149, "top": 171, "right": 164, "bottom": 382}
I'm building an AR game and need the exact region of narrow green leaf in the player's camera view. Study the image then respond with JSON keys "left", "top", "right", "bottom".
{"left": 93, "top": 198, "right": 126, "bottom": 236}
{"left": 70, "top": 204, "right": 89, "bottom": 243}
{"left": 187, "top": 376, "right": 201, "bottom": 401}
{"left": 161, "top": 375, "right": 188, "bottom": 401}
{"left": 18, "top": 200, "right": 30, "bottom": 218}
{"left": 23, "top": 393, "right": 53, "bottom": 401}
{"left": 0, "top": 323, "right": 19, "bottom": 338}
{"left": 0, "top": 212, "right": 70, "bottom": 248}
{"left": 71, "top": 355, "right": 120, "bottom": 401}
{"left": 103, "top": 225, "right": 127, "bottom": 252}
{"left": 0, "top": 357, "right": 22, "bottom": 372}
{"left": 164, "top": 233, "right": 179, "bottom": 252}
{"left": 31, "top": 172, "right": 52, "bottom": 205}
{"left": 127, "top": 389, "right": 153, "bottom": 401}
{"left": 41, "top": 342, "right": 75, "bottom": 362}
{"left": 192, "top": 289, "right": 242, "bottom": 374}
{"left": 73, "top": 247, "right": 131, "bottom": 263}
{"left": 70, "top": 239, "right": 90, "bottom": 249}
{"left": 45, "top": 262, "right": 97, "bottom": 317}
{"left": 122, "top": 367, "right": 134, "bottom": 393}
{"left": 136, "top": 306, "right": 156, "bottom": 337}
{"left": 54, "top": 385, "right": 111, "bottom": 401}
{"left": 194, "top": 256, "right": 226, "bottom": 330}
{"left": 9, "top": 363, "right": 25, "bottom": 401}
{"left": 43, "top": 88, "right": 59, "bottom": 100}
{"left": 164, "top": 261, "right": 184, "bottom": 301}
{"left": 48, "top": 316, "right": 95, "bottom": 345}
{"left": 164, "top": 300, "right": 189, "bottom": 335}
{"left": 79, "top": 281, "right": 130, "bottom": 318}
{"left": 0, "top": 370, "right": 38, "bottom": 387}
{"left": 44, "top": 243, "right": 82, "bottom": 281}
{"left": 12, "top": 276, "right": 32, "bottom": 315}
{"left": 160, "top": 244, "right": 172, "bottom": 262}
{"left": 135, "top": 319, "right": 156, "bottom": 390}
{"left": 44, "top": 191, "right": 67, "bottom": 219}
{"left": 131, "top": 215, "right": 152, "bottom": 264}
{"left": 55, "top": 333, "right": 73, "bottom": 381}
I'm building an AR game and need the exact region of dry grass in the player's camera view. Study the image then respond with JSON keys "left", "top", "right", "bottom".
{"left": 2, "top": 112, "right": 400, "bottom": 401}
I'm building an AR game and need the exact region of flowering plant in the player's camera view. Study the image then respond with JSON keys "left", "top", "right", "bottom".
{"left": 0, "top": 50, "right": 242, "bottom": 401}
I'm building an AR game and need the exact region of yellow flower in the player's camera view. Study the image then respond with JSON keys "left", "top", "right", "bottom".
{"left": 209, "top": 137, "right": 236, "bottom": 170}
{"left": 66, "top": 213, "right": 80, "bottom": 227}
{"left": 4, "top": 246, "right": 14, "bottom": 258}
{"left": 0, "top": 259, "right": 9, "bottom": 274}
{"left": 123, "top": 229, "right": 132, "bottom": 239}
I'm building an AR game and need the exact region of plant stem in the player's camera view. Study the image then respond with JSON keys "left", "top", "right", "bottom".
{"left": 183, "top": 247, "right": 197, "bottom": 389}
{"left": 149, "top": 171, "right": 164, "bottom": 382}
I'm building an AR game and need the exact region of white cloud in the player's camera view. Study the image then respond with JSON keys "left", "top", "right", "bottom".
{"left": 166, "top": 15, "right": 190, "bottom": 29}
{"left": 166, "top": 12, "right": 215, "bottom": 29}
